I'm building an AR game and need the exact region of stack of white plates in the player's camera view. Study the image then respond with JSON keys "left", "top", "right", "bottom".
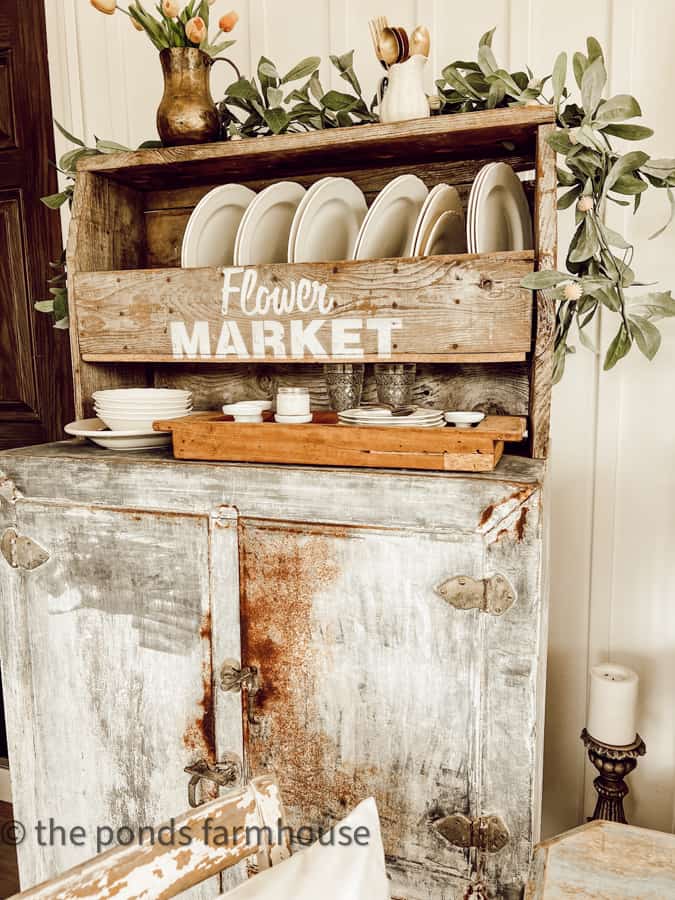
{"left": 466, "top": 162, "right": 533, "bottom": 253}
{"left": 93, "top": 389, "right": 192, "bottom": 432}
{"left": 411, "top": 183, "right": 467, "bottom": 257}
{"left": 338, "top": 406, "right": 445, "bottom": 428}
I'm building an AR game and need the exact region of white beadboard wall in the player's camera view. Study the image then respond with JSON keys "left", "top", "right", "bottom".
{"left": 44, "top": 0, "right": 675, "bottom": 839}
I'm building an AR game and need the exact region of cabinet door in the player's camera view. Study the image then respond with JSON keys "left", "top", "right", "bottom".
{"left": 238, "top": 518, "right": 486, "bottom": 899}
{"left": 0, "top": 500, "right": 221, "bottom": 895}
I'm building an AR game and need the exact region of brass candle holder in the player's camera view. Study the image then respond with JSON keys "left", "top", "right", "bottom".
{"left": 581, "top": 728, "right": 646, "bottom": 823}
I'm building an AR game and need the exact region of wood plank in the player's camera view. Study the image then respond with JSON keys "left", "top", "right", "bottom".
{"left": 152, "top": 412, "right": 525, "bottom": 472}
{"left": 529, "top": 123, "right": 557, "bottom": 459}
{"left": 10, "top": 777, "right": 287, "bottom": 900}
{"left": 151, "top": 361, "right": 531, "bottom": 416}
{"left": 76, "top": 107, "right": 555, "bottom": 190}
{"left": 66, "top": 172, "right": 151, "bottom": 417}
{"left": 73, "top": 252, "right": 534, "bottom": 363}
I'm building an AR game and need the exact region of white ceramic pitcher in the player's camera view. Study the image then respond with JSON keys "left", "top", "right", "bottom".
{"left": 379, "top": 54, "right": 430, "bottom": 124}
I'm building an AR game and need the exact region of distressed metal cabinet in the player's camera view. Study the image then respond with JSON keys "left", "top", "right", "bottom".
{"left": 0, "top": 444, "right": 548, "bottom": 899}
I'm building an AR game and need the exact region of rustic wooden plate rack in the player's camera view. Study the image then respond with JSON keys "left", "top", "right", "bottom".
{"left": 67, "top": 106, "right": 556, "bottom": 458}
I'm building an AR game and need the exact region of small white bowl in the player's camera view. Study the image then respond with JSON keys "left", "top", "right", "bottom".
{"left": 222, "top": 401, "right": 273, "bottom": 416}
{"left": 93, "top": 389, "right": 191, "bottom": 400}
{"left": 444, "top": 411, "right": 486, "bottom": 428}
{"left": 274, "top": 413, "right": 313, "bottom": 424}
{"left": 98, "top": 410, "right": 191, "bottom": 431}
{"left": 233, "top": 413, "right": 264, "bottom": 423}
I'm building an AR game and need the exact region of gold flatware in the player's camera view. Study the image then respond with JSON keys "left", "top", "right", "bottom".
{"left": 410, "top": 24, "right": 431, "bottom": 58}
{"left": 378, "top": 26, "right": 400, "bottom": 66}
{"left": 394, "top": 26, "right": 410, "bottom": 63}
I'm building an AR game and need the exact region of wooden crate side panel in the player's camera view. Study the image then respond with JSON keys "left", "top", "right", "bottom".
{"left": 480, "top": 486, "right": 546, "bottom": 895}
{"left": 66, "top": 172, "right": 151, "bottom": 416}
{"left": 73, "top": 254, "right": 533, "bottom": 363}
{"left": 529, "top": 124, "right": 557, "bottom": 459}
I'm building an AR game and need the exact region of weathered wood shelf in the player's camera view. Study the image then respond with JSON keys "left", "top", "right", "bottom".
{"left": 154, "top": 411, "right": 527, "bottom": 471}
{"left": 78, "top": 106, "right": 555, "bottom": 189}
{"left": 67, "top": 106, "right": 557, "bottom": 457}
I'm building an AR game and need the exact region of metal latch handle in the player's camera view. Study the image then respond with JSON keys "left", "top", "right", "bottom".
{"left": 184, "top": 755, "right": 242, "bottom": 808}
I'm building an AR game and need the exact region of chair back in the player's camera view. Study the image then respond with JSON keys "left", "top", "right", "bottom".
{"left": 10, "top": 775, "right": 289, "bottom": 899}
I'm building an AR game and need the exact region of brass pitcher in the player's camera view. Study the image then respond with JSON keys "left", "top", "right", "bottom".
{"left": 156, "top": 47, "right": 224, "bottom": 146}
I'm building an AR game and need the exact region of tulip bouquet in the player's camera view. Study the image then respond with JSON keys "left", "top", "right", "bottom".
{"left": 90, "top": 0, "right": 239, "bottom": 56}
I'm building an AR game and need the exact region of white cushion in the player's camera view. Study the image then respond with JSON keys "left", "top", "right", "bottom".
{"left": 224, "top": 797, "right": 390, "bottom": 900}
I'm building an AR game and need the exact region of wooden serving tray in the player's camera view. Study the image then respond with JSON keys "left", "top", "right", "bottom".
{"left": 154, "top": 412, "right": 526, "bottom": 472}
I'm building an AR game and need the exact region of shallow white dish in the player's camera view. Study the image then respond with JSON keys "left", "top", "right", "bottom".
{"left": 97, "top": 410, "right": 192, "bottom": 432}
{"left": 469, "top": 163, "right": 533, "bottom": 253}
{"left": 286, "top": 177, "right": 333, "bottom": 263}
{"left": 93, "top": 388, "right": 191, "bottom": 399}
{"left": 412, "top": 184, "right": 465, "bottom": 256}
{"left": 467, "top": 162, "right": 498, "bottom": 253}
{"left": 422, "top": 210, "right": 468, "bottom": 257}
{"left": 352, "top": 174, "right": 428, "bottom": 260}
{"left": 444, "top": 411, "right": 486, "bottom": 428}
{"left": 234, "top": 181, "right": 306, "bottom": 265}
{"left": 291, "top": 177, "right": 367, "bottom": 263}
{"left": 274, "top": 413, "right": 313, "bottom": 424}
{"left": 338, "top": 406, "right": 444, "bottom": 428}
{"left": 181, "top": 184, "right": 256, "bottom": 268}
{"left": 222, "top": 400, "right": 273, "bottom": 415}
{"left": 64, "top": 418, "right": 172, "bottom": 450}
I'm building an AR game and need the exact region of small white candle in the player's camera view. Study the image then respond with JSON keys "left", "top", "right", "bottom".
{"left": 587, "top": 663, "right": 639, "bottom": 746}
{"left": 276, "top": 387, "right": 310, "bottom": 417}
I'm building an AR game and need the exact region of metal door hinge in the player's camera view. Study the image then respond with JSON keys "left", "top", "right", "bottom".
{"left": 435, "top": 574, "right": 515, "bottom": 616}
{"left": 433, "top": 813, "right": 509, "bottom": 853}
{"left": 0, "top": 528, "right": 49, "bottom": 571}
{"left": 185, "top": 754, "right": 242, "bottom": 808}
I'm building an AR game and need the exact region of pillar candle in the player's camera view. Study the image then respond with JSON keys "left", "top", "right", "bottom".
{"left": 587, "top": 663, "right": 639, "bottom": 746}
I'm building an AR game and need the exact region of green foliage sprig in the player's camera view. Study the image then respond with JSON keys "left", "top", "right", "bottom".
{"left": 438, "top": 29, "right": 675, "bottom": 379}
{"left": 219, "top": 51, "right": 377, "bottom": 137}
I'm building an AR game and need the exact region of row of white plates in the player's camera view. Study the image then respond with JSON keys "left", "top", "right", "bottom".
{"left": 181, "top": 163, "right": 533, "bottom": 270}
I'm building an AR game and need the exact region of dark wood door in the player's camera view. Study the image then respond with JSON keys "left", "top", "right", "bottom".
{"left": 0, "top": 0, "right": 73, "bottom": 450}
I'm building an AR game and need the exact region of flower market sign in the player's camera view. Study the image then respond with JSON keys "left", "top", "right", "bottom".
{"left": 74, "top": 255, "right": 533, "bottom": 363}
{"left": 170, "top": 268, "right": 403, "bottom": 360}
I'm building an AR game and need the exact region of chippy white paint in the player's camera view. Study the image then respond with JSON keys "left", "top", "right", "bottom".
{"left": 170, "top": 317, "right": 402, "bottom": 360}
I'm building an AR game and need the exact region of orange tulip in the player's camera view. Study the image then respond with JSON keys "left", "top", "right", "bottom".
{"left": 218, "top": 10, "right": 239, "bottom": 32}
{"left": 185, "top": 16, "right": 207, "bottom": 43}
{"left": 90, "top": 0, "right": 116, "bottom": 13}
{"left": 162, "top": 0, "right": 179, "bottom": 16}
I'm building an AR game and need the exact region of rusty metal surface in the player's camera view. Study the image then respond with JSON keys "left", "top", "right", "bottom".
{"left": 238, "top": 517, "right": 490, "bottom": 898}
